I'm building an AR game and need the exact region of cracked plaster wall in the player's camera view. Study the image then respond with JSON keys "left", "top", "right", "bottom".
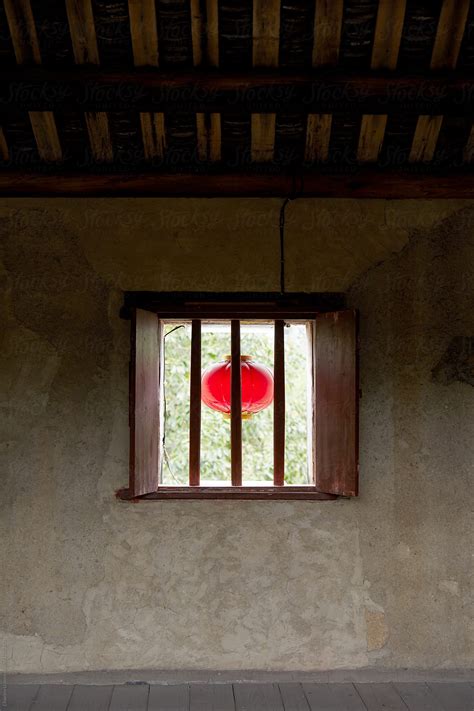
{"left": 0, "top": 198, "right": 472, "bottom": 673}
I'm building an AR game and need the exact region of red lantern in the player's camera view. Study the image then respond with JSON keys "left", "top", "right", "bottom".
{"left": 201, "top": 355, "right": 274, "bottom": 418}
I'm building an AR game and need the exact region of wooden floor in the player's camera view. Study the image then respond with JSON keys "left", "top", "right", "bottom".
{"left": 4, "top": 681, "right": 473, "bottom": 710}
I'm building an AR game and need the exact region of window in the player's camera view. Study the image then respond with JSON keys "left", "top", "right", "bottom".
{"left": 118, "top": 294, "right": 358, "bottom": 501}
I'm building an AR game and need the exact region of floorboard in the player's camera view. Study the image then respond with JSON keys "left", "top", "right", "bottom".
{"left": 67, "top": 684, "right": 114, "bottom": 711}
{"left": 148, "top": 684, "right": 189, "bottom": 711}
{"left": 109, "top": 684, "right": 149, "bottom": 710}
{"left": 428, "top": 682, "right": 474, "bottom": 710}
{"left": 234, "top": 683, "right": 284, "bottom": 710}
{"left": 303, "top": 683, "right": 367, "bottom": 710}
{"left": 394, "top": 682, "right": 446, "bottom": 711}
{"left": 3, "top": 685, "right": 39, "bottom": 711}
{"left": 30, "top": 684, "right": 74, "bottom": 710}
{"left": 189, "top": 683, "right": 235, "bottom": 710}
{"left": 355, "top": 682, "right": 408, "bottom": 710}
{"left": 278, "top": 683, "right": 311, "bottom": 710}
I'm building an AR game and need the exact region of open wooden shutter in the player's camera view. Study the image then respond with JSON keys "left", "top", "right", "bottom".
{"left": 313, "top": 310, "right": 359, "bottom": 496}
{"left": 129, "top": 308, "right": 163, "bottom": 496}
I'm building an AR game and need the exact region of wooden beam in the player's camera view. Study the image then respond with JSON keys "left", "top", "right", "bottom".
{"left": 371, "top": 0, "right": 406, "bottom": 69}
{"left": 231, "top": 320, "right": 242, "bottom": 487}
{"left": 189, "top": 320, "right": 201, "bottom": 486}
{"left": 206, "top": 0, "right": 219, "bottom": 67}
{"left": 408, "top": 0, "right": 471, "bottom": 167}
{"left": 358, "top": 0, "right": 406, "bottom": 163}
{"left": 431, "top": 0, "right": 470, "bottom": 69}
{"left": 357, "top": 115, "right": 387, "bottom": 162}
{"left": 312, "top": 0, "right": 343, "bottom": 67}
{"left": 251, "top": 114, "right": 276, "bottom": 162}
{"left": 1, "top": 169, "right": 473, "bottom": 198}
{"left": 140, "top": 112, "right": 166, "bottom": 160}
{"left": 305, "top": 114, "right": 332, "bottom": 162}
{"left": 464, "top": 125, "right": 474, "bottom": 162}
{"left": 253, "top": 0, "right": 281, "bottom": 67}
{"left": 128, "top": 0, "right": 159, "bottom": 67}
{"left": 273, "top": 320, "right": 285, "bottom": 487}
{"left": 0, "top": 128, "right": 9, "bottom": 161}
{"left": 29, "top": 112, "right": 62, "bottom": 162}
{"left": 3, "top": 0, "right": 41, "bottom": 64}
{"left": 66, "top": 0, "right": 100, "bottom": 65}
{"left": 409, "top": 115, "right": 444, "bottom": 163}
{"left": 84, "top": 112, "right": 113, "bottom": 162}
{"left": 1, "top": 70, "right": 472, "bottom": 115}
{"left": 196, "top": 113, "right": 221, "bottom": 162}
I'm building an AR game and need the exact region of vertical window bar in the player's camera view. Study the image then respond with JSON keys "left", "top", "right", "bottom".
{"left": 231, "top": 319, "right": 242, "bottom": 485}
{"left": 189, "top": 319, "right": 201, "bottom": 486}
{"left": 273, "top": 319, "right": 285, "bottom": 486}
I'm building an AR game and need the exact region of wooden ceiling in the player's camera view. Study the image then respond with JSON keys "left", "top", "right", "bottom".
{"left": 0, "top": 0, "right": 473, "bottom": 197}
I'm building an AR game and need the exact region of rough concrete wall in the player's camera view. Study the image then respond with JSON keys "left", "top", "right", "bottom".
{"left": 0, "top": 199, "right": 472, "bottom": 673}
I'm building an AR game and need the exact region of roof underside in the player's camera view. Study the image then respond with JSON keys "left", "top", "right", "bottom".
{"left": 0, "top": 0, "right": 473, "bottom": 197}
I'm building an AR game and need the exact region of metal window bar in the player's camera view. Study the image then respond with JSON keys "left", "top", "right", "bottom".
{"left": 231, "top": 319, "right": 242, "bottom": 485}
{"left": 189, "top": 319, "right": 201, "bottom": 486}
{"left": 273, "top": 319, "right": 285, "bottom": 485}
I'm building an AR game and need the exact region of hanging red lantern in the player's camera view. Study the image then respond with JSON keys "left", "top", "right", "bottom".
{"left": 201, "top": 355, "right": 274, "bottom": 419}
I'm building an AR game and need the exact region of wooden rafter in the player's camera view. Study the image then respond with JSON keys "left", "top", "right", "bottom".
{"left": 128, "top": 0, "right": 159, "bottom": 67}
{"left": 410, "top": 0, "right": 471, "bottom": 169}
{"left": 305, "top": 114, "right": 332, "bottom": 163}
{"left": 65, "top": 0, "right": 100, "bottom": 65}
{"left": 312, "top": 0, "right": 343, "bottom": 67}
{"left": 358, "top": 0, "right": 406, "bottom": 163}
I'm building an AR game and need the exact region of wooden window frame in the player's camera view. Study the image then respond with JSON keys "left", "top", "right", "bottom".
{"left": 117, "top": 292, "right": 358, "bottom": 502}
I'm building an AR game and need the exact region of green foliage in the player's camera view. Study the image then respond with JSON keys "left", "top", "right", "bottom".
{"left": 163, "top": 323, "right": 310, "bottom": 485}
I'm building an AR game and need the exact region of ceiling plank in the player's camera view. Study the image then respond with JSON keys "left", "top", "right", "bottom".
{"left": 312, "top": 0, "right": 343, "bottom": 67}
{"left": 0, "top": 128, "right": 9, "bottom": 161}
{"left": 66, "top": 0, "right": 100, "bottom": 65}
{"left": 357, "top": 115, "right": 387, "bottom": 162}
{"left": 358, "top": 0, "right": 406, "bottom": 163}
{"left": 251, "top": 114, "right": 276, "bottom": 162}
{"left": 29, "top": 112, "right": 62, "bottom": 161}
{"left": 2, "top": 169, "right": 473, "bottom": 198}
{"left": 463, "top": 125, "right": 474, "bottom": 162}
{"left": 140, "top": 112, "right": 166, "bottom": 160}
{"left": 253, "top": 0, "right": 281, "bottom": 67}
{"left": 409, "top": 115, "right": 444, "bottom": 162}
{"left": 305, "top": 114, "right": 332, "bottom": 162}
{"left": 3, "top": 0, "right": 41, "bottom": 64}
{"left": 84, "top": 112, "right": 113, "bottom": 162}
{"left": 431, "top": 0, "right": 470, "bottom": 70}
{"left": 128, "top": 0, "right": 159, "bottom": 67}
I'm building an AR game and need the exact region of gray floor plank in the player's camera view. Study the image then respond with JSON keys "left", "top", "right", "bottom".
{"left": 303, "top": 683, "right": 367, "bottom": 711}
{"left": 428, "top": 682, "right": 474, "bottom": 711}
{"left": 109, "top": 684, "right": 149, "bottom": 710}
{"left": 189, "top": 683, "right": 235, "bottom": 710}
{"left": 234, "top": 683, "right": 284, "bottom": 711}
{"left": 395, "top": 683, "right": 445, "bottom": 711}
{"left": 355, "top": 683, "right": 407, "bottom": 710}
{"left": 148, "top": 684, "right": 189, "bottom": 711}
{"left": 30, "top": 685, "right": 74, "bottom": 711}
{"left": 3, "top": 685, "right": 39, "bottom": 711}
{"left": 278, "top": 683, "right": 310, "bottom": 711}
{"left": 67, "top": 684, "right": 114, "bottom": 711}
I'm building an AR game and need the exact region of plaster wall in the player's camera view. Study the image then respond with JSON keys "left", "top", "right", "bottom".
{"left": 0, "top": 198, "right": 473, "bottom": 673}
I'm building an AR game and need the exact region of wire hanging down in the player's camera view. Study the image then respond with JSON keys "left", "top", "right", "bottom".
{"left": 279, "top": 197, "right": 291, "bottom": 294}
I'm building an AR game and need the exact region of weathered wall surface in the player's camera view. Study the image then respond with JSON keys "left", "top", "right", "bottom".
{"left": 0, "top": 198, "right": 473, "bottom": 673}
